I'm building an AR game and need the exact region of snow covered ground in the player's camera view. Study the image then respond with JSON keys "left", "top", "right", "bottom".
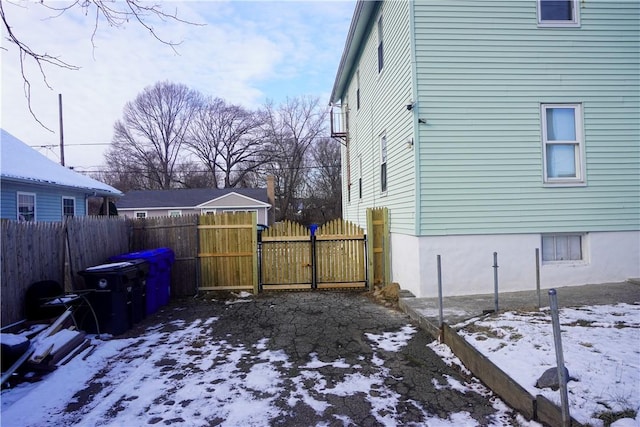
{"left": 1, "top": 298, "right": 534, "bottom": 427}
{"left": 429, "top": 303, "right": 640, "bottom": 427}
{"left": 2, "top": 298, "right": 637, "bottom": 426}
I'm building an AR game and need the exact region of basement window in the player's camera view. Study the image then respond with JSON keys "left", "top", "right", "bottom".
{"left": 542, "top": 234, "right": 583, "bottom": 261}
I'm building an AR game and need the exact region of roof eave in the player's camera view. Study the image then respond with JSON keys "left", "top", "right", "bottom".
{"left": 1, "top": 175, "right": 123, "bottom": 197}
{"left": 330, "top": 0, "right": 381, "bottom": 104}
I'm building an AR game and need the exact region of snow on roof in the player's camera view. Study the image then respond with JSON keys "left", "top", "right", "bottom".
{"left": 0, "top": 129, "right": 122, "bottom": 197}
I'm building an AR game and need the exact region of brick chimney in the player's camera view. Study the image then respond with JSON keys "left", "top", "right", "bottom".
{"left": 266, "top": 175, "right": 275, "bottom": 225}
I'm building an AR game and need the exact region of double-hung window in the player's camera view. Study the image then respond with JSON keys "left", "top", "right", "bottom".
{"left": 377, "top": 16, "right": 384, "bottom": 72}
{"left": 380, "top": 134, "right": 387, "bottom": 193}
{"left": 62, "top": 197, "right": 75, "bottom": 218}
{"left": 538, "top": 0, "right": 580, "bottom": 27}
{"left": 541, "top": 104, "right": 584, "bottom": 185}
{"left": 135, "top": 211, "right": 147, "bottom": 219}
{"left": 18, "top": 192, "right": 35, "bottom": 222}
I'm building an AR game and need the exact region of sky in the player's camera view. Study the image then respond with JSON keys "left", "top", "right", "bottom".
{"left": 0, "top": 0, "right": 355, "bottom": 174}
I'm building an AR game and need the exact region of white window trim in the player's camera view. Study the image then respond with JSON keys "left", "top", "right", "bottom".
{"left": 17, "top": 192, "right": 36, "bottom": 222}
{"left": 537, "top": 0, "right": 580, "bottom": 28}
{"left": 134, "top": 211, "right": 148, "bottom": 218}
{"left": 541, "top": 233, "right": 588, "bottom": 264}
{"left": 168, "top": 210, "right": 182, "bottom": 217}
{"left": 541, "top": 103, "right": 586, "bottom": 187}
{"left": 62, "top": 196, "right": 75, "bottom": 218}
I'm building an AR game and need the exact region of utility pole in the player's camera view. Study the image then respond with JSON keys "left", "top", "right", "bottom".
{"left": 59, "top": 93, "right": 65, "bottom": 166}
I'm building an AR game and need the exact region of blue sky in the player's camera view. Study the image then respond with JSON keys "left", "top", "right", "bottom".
{"left": 1, "top": 1, "right": 355, "bottom": 171}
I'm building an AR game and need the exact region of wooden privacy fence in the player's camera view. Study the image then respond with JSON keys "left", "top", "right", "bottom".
{"left": 260, "top": 218, "right": 367, "bottom": 291}
{"left": 2, "top": 209, "right": 390, "bottom": 326}
{"left": 198, "top": 212, "right": 258, "bottom": 293}
{"left": 129, "top": 215, "right": 199, "bottom": 297}
{"left": 1, "top": 217, "right": 129, "bottom": 327}
{"left": 367, "top": 207, "right": 390, "bottom": 288}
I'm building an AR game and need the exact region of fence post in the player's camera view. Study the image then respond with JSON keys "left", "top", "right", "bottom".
{"left": 549, "top": 289, "right": 571, "bottom": 426}
{"left": 311, "top": 233, "right": 317, "bottom": 290}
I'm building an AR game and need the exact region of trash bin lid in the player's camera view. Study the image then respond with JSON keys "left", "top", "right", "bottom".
{"left": 84, "top": 261, "right": 135, "bottom": 272}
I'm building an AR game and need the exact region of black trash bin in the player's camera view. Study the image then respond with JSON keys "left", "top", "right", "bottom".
{"left": 78, "top": 260, "right": 147, "bottom": 335}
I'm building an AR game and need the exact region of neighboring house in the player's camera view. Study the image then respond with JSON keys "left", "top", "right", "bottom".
{"left": 116, "top": 188, "right": 272, "bottom": 225}
{"left": 0, "top": 129, "right": 122, "bottom": 222}
{"left": 330, "top": 1, "right": 639, "bottom": 297}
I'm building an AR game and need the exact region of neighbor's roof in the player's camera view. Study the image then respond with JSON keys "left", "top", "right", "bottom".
{"left": 0, "top": 129, "right": 122, "bottom": 197}
{"left": 330, "top": 1, "right": 381, "bottom": 105}
{"left": 116, "top": 188, "right": 270, "bottom": 209}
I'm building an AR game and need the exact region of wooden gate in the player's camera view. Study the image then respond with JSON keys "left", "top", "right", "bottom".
{"left": 260, "top": 219, "right": 367, "bottom": 291}
{"left": 198, "top": 212, "right": 258, "bottom": 293}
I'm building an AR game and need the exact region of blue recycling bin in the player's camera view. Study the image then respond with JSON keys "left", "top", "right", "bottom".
{"left": 109, "top": 248, "right": 175, "bottom": 315}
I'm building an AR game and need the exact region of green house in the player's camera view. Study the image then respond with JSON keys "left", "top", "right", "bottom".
{"left": 330, "top": 0, "right": 639, "bottom": 297}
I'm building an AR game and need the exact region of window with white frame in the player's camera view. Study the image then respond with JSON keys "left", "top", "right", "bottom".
{"left": 542, "top": 234, "right": 584, "bottom": 261}
{"left": 538, "top": 0, "right": 580, "bottom": 27}
{"left": 541, "top": 104, "right": 584, "bottom": 184}
{"left": 135, "top": 211, "right": 147, "bottom": 219}
{"left": 18, "top": 192, "right": 35, "bottom": 221}
{"left": 380, "top": 134, "right": 387, "bottom": 192}
{"left": 377, "top": 15, "right": 384, "bottom": 72}
{"left": 168, "top": 210, "right": 182, "bottom": 217}
{"left": 62, "top": 197, "right": 75, "bottom": 218}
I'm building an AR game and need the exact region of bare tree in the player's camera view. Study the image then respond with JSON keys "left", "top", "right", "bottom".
{"left": 262, "top": 96, "right": 327, "bottom": 222}
{"left": 186, "top": 98, "right": 270, "bottom": 189}
{"left": 303, "top": 137, "right": 342, "bottom": 223}
{"left": 105, "top": 81, "right": 202, "bottom": 190}
{"left": 0, "top": 0, "right": 199, "bottom": 128}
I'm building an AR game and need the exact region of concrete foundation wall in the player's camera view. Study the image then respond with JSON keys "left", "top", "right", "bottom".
{"left": 392, "top": 231, "right": 640, "bottom": 298}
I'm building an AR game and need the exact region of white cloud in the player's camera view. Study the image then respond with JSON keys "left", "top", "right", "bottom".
{"left": 1, "top": 0, "right": 354, "bottom": 169}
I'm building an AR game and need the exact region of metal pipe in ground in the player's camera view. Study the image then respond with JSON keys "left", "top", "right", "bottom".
{"left": 549, "top": 288, "right": 571, "bottom": 427}
{"left": 536, "top": 248, "right": 541, "bottom": 309}
{"left": 437, "top": 255, "right": 444, "bottom": 340}
{"left": 493, "top": 252, "right": 499, "bottom": 312}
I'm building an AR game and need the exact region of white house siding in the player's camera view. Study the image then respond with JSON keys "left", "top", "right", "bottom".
{"left": 341, "top": 0, "right": 417, "bottom": 234}
{"left": 393, "top": 231, "right": 640, "bottom": 298}
{"left": 414, "top": 0, "right": 639, "bottom": 236}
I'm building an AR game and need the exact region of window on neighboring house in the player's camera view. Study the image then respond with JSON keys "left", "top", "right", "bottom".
{"left": 538, "top": 0, "right": 579, "bottom": 26}
{"left": 17, "top": 192, "right": 35, "bottom": 222}
{"left": 380, "top": 134, "right": 387, "bottom": 192}
{"left": 542, "top": 234, "right": 584, "bottom": 261}
{"left": 356, "top": 70, "right": 361, "bottom": 110}
{"left": 62, "top": 197, "right": 75, "bottom": 218}
{"left": 135, "top": 211, "right": 147, "bottom": 219}
{"left": 168, "top": 210, "right": 182, "bottom": 217}
{"left": 541, "top": 104, "right": 584, "bottom": 185}
{"left": 377, "top": 15, "right": 384, "bottom": 72}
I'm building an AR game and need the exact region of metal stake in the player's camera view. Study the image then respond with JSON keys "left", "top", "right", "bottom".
{"left": 536, "top": 248, "right": 541, "bottom": 309}
{"left": 437, "top": 255, "right": 443, "bottom": 328}
{"left": 493, "top": 252, "right": 499, "bottom": 312}
{"left": 549, "top": 289, "right": 571, "bottom": 427}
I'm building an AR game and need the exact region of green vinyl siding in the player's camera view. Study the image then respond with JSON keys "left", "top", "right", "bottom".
{"left": 414, "top": 0, "right": 639, "bottom": 235}
{"left": 342, "top": 0, "right": 416, "bottom": 233}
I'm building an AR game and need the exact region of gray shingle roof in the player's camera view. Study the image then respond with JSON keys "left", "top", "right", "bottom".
{"left": 116, "top": 188, "right": 269, "bottom": 209}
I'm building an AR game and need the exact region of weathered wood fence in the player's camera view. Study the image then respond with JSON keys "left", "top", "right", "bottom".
{"left": 1, "top": 217, "right": 129, "bottom": 326}
{"left": 1, "top": 209, "right": 390, "bottom": 327}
